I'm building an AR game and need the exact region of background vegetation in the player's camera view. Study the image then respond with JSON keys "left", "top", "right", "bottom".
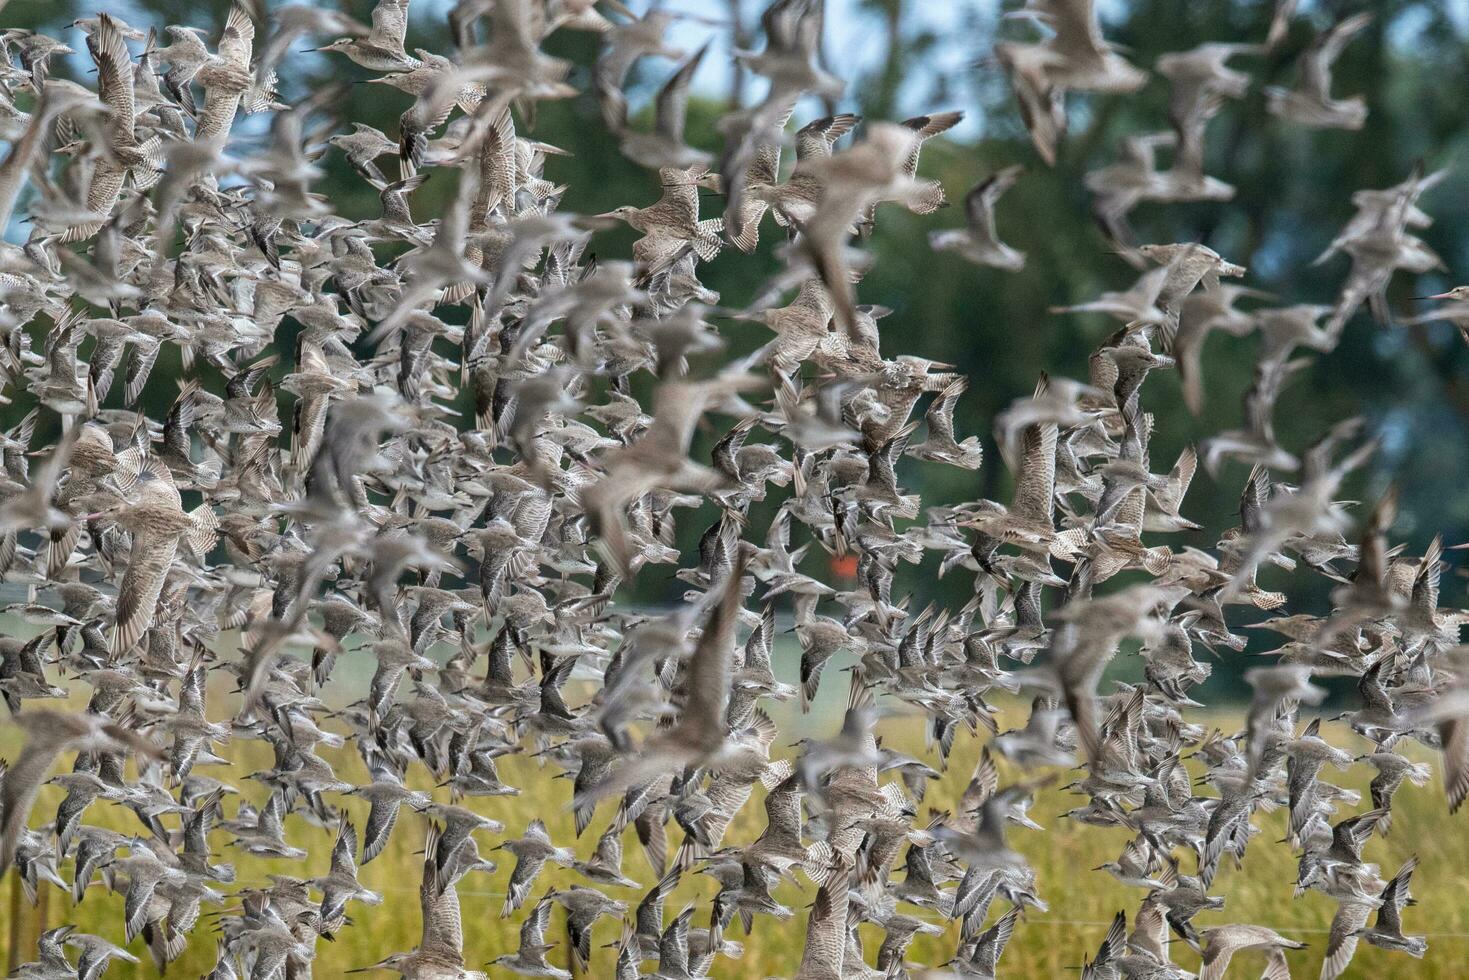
{"left": 6, "top": 672, "right": 1469, "bottom": 979}
{"left": 5, "top": 0, "right": 1469, "bottom": 975}
{"left": 7, "top": 0, "right": 1469, "bottom": 653}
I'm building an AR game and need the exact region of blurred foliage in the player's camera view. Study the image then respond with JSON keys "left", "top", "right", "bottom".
{"left": 9, "top": 0, "right": 1469, "bottom": 682}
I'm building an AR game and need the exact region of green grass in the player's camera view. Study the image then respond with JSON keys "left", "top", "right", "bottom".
{"left": 3, "top": 695, "right": 1468, "bottom": 978}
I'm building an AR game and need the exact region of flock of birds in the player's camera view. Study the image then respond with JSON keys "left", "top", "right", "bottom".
{"left": 0, "top": 0, "right": 1467, "bottom": 977}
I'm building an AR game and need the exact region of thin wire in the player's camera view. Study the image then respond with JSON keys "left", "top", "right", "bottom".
{"left": 357, "top": 891, "right": 1469, "bottom": 939}
{"left": 978, "top": 918, "right": 1469, "bottom": 939}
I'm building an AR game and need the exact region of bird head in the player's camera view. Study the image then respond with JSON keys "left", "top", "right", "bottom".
{"left": 591, "top": 206, "right": 638, "bottom": 224}
{"left": 306, "top": 39, "right": 357, "bottom": 55}
{"left": 346, "top": 952, "right": 410, "bottom": 973}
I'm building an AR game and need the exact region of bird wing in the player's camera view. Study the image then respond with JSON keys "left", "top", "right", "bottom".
{"left": 1442, "top": 715, "right": 1469, "bottom": 813}
{"left": 795, "top": 113, "right": 860, "bottom": 163}
{"left": 898, "top": 110, "right": 962, "bottom": 176}
{"left": 1155, "top": 445, "right": 1198, "bottom": 514}
{"left": 1411, "top": 536, "right": 1442, "bottom": 617}
{"left": 653, "top": 42, "right": 707, "bottom": 144}
{"left": 747, "top": 109, "right": 788, "bottom": 186}
{"left": 635, "top": 866, "right": 678, "bottom": 941}
{"left": 505, "top": 847, "right": 549, "bottom": 917}
{"left": 92, "top": 16, "right": 137, "bottom": 145}
{"left": 1301, "top": 13, "right": 1370, "bottom": 101}
{"left": 671, "top": 552, "right": 746, "bottom": 748}
{"left": 332, "top": 820, "right": 360, "bottom": 878}
{"left": 370, "top": 0, "right": 411, "bottom": 49}
{"left": 924, "top": 377, "right": 966, "bottom": 446}
{"left": 217, "top": 3, "right": 256, "bottom": 70}
{"left": 112, "top": 532, "right": 178, "bottom": 655}
{"left": 1260, "top": 948, "right": 1292, "bottom": 980}
{"left": 974, "top": 905, "right": 1019, "bottom": 973}
{"left": 1128, "top": 899, "right": 1169, "bottom": 961}
{"left": 795, "top": 861, "right": 848, "bottom": 980}
{"left": 1199, "top": 932, "right": 1239, "bottom": 980}
{"left": 520, "top": 895, "right": 554, "bottom": 949}
{"left": 474, "top": 108, "right": 519, "bottom": 221}
{"left": 1321, "top": 901, "right": 1371, "bottom": 979}
{"left": 419, "top": 825, "right": 465, "bottom": 965}
{"left": 360, "top": 794, "right": 402, "bottom": 865}
{"left": 657, "top": 906, "right": 694, "bottom": 976}
{"left": 1376, "top": 856, "right": 1418, "bottom": 932}
{"left": 593, "top": 822, "right": 625, "bottom": 868}
{"left": 763, "top": 770, "right": 804, "bottom": 839}
{"left": 1045, "top": 0, "right": 1109, "bottom": 62}
{"left": 965, "top": 165, "right": 1022, "bottom": 242}
{"left": 0, "top": 725, "right": 68, "bottom": 873}
{"left": 1010, "top": 420, "right": 1058, "bottom": 528}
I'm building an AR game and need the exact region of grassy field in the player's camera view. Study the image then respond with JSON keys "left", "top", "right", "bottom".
{"left": 3, "top": 676, "right": 1468, "bottom": 978}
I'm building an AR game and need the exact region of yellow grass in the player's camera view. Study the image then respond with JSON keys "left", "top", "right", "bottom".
{"left": 2, "top": 684, "right": 1467, "bottom": 977}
